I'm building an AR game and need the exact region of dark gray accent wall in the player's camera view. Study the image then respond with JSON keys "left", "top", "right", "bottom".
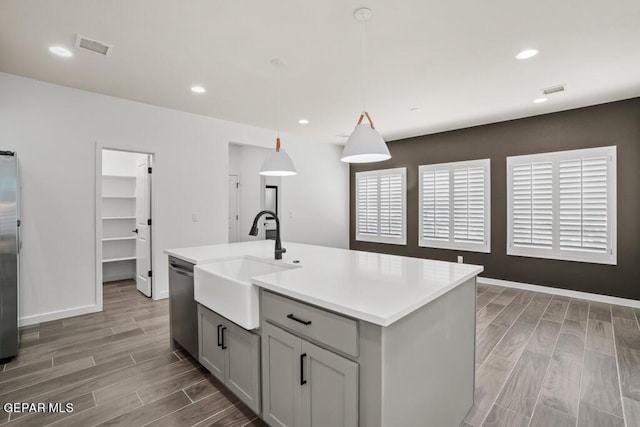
{"left": 350, "top": 97, "right": 640, "bottom": 300}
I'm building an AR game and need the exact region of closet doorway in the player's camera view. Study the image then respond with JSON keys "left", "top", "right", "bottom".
{"left": 99, "top": 149, "right": 153, "bottom": 297}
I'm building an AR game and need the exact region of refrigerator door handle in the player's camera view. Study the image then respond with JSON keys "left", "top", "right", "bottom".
{"left": 17, "top": 219, "right": 21, "bottom": 253}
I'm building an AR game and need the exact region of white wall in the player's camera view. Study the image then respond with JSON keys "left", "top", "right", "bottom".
{"left": 279, "top": 137, "right": 350, "bottom": 247}
{"left": 0, "top": 72, "right": 348, "bottom": 325}
{"left": 228, "top": 144, "right": 242, "bottom": 178}
{"left": 102, "top": 149, "right": 146, "bottom": 176}
{"left": 229, "top": 144, "right": 284, "bottom": 241}
{"left": 229, "top": 144, "right": 267, "bottom": 241}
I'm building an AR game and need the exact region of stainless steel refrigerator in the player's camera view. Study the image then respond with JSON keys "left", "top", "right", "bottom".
{"left": 0, "top": 151, "right": 19, "bottom": 363}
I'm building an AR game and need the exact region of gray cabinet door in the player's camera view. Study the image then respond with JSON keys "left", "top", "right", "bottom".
{"left": 301, "top": 340, "right": 358, "bottom": 427}
{"left": 262, "top": 322, "right": 303, "bottom": 427}
{"left": 198, "top": 305, "right": 226, "bottom": 383}
{"left": 199, "top": 304, "right": 262, "bottom": 415}
{"left": 226, "top": 320, "right": 261, "bottom": 414}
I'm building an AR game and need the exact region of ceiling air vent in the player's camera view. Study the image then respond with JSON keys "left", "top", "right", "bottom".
{"left": 542, "top": 84, "right": 565, "bottom": 95}
{"left": 75, "top": 35, "right": 112, "bottom": 56}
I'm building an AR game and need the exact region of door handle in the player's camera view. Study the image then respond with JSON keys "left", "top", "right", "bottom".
{"left": 169, "top": 264, "right": 194, "bottom": 278}
{"left": 220, "top": 327, "right": 227, "bottom": 349}
{"left": 132, "top": 229, "right": 139, "bottom": 234}
{"left": 217, "top": 324, "right": 223, "bottom": 347}
{"left": 300, "top": 353, "right": 307, "bottom": 385}
{"left": 287, "top": 314, "right": 312, "bottom": 326}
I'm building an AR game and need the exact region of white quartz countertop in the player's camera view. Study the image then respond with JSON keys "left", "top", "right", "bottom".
{"left": 165, "top": 241, "right": 483, "bottom": 327}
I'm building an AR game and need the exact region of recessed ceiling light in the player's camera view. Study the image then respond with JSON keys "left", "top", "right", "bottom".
{"left": 298, "top": 119, "right": 310, "bottom": 125}
{"left": 190, "top": 85, "right": 206, "bottom": 94}
{"left": 533, "top": 97, "right": 548, "bottom": 104}
{"left": 516, "top": 49, "right": 539, "bottom": 60}
{"left": 48, "top": 46, "right": 73, "bottom": 57}
{"left": 410, "top": 107, "right": 421, "bottom": 112}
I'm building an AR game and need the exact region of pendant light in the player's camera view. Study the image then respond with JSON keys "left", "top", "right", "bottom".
{"left": 341, "top": 8, "right": 391, "bottom": 164}
{"left": 260, "top": 58, "right": 297, "bottom": 176}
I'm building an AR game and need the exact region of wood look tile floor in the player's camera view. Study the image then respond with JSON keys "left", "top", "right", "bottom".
{"left": 0, "top": 280, "right": 266, "bottom": 427}
{"left": 1, "top": 280, "right": 639, "bottom": 426}
{"left": 464, "top": 283, "right": 640, "bottom": 427}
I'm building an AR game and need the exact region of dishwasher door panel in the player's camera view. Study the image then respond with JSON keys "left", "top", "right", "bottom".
{"left": 168, "top": 256, "right": 198, "bottom": 358}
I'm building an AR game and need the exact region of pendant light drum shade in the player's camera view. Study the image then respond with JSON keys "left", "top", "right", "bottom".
{"left": 341, "top": 8, "right": 392, "bottom": 164}
{"left": 260, "top": 59, "right": 297, "bottom": 176}
{"left": 260, "top": 148, "right": 296, "bottom": 176}
{"left": 341, "top": 123, "right": 390, "bottom": 163}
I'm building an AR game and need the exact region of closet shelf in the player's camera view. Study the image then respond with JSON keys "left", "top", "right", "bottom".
{"left": 102, "top": 216, "right": 136, "bottom": 220}
{"left": 103, "top": 195, "right": 135, "bottom": 199}
{"left": 102, "top": 256, "right": 136, "bottom": 263}
{"left": 102, "top": 237, "right": 136, "bottom": 242}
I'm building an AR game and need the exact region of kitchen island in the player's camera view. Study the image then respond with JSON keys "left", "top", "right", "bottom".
{"left": 165, "top": 241, "right": 483, "bottom": 427}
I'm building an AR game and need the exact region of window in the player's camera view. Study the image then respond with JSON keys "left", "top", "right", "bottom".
{"left": 355, "top": 167, "right": 406, "bottom": 245}
{"left": 418, "top": 159, "right": 490, "bottom": 252}
{"left": 507, "top": 146, "right": 616, "bottom": 265}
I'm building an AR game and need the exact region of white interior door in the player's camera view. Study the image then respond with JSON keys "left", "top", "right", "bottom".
{"left": 135, "top": 156, "right": 152, "bottom": 297}
{"left": 229, "top": 175, "right": 239, "bottom": 243}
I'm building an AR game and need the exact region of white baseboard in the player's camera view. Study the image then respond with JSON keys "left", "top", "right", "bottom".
{"left": 478, "top": 276, "right": 640, "bottom": 309}
{"left": 154, "top": 290, "right": 168, "bottom": 301}
{"left": 19, "top": 304, "right": 102, "bottom": 327}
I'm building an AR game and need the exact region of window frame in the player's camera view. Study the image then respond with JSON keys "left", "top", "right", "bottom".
{"left": 355, "top": 167, "right": 407, "bottom": 245}
{"left": 506, "top": 146, "right": 617, "bottom": 265}
{"left": 418, "top": 158, "right": 491, "bottom": 253}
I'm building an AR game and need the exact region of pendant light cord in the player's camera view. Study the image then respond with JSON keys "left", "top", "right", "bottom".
{"left": 360, "top": 17, "right": 367, "bottom": 113}
{"left": 277, "top": 64, "right": 282, "bottom": 140}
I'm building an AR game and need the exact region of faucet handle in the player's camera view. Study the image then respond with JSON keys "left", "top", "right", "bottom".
{"left": 275, "top": 247, "right": 287, "bottom": 260}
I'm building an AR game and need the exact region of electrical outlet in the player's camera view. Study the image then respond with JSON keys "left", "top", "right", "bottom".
{"left": 289, "top": 211, "right": 294, "bottom": 218}
{"left": 192, "top": 213, "right": 199, "bottom": 222}
{"left": 457, "top": 256, "right": 463, "bottom": 264}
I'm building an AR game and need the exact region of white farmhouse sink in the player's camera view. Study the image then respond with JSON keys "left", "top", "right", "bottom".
{"left": 194, "top": 256, "right": 296, "bottom": 330}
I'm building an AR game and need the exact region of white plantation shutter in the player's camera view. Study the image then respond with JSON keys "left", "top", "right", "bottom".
{"left": 453, "top": 166, "right": 486, "bottom": 244}
{"left": 419, "top": 159, "right": 490, "bottom": 252}
{"left": 356, "top": 175, "right": 378, "bottom": 236}
{"left": 507, "top": 146, "right": 616, "bottom": 265}
{"left": 379, "top": 174, "right": 404, "bottom": 238}
{"left": 511, "top": 162, "right": 553, "bottom": 249}
{"left": 559, "top": 156, "right": 608, "bottom": 252}
{"left": 355, "top": 168, "right": 406, "bottom": 245}
{"left": 421, "top": 169, "right": 450, "bottom": 240}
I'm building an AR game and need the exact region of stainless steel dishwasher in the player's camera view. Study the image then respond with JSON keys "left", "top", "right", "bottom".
{"left": 168, "top": 256, "right": 198, "bottom": 358}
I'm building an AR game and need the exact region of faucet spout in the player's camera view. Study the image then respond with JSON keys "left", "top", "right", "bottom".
{"left": 249, "top": 210, "right": 286, "bottom": 260}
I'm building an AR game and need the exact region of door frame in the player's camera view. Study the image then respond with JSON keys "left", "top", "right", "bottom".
{"left": 95, "top": 143, "right": 156, "bottom": 311}
{"left": 228, "top": 174, "right": 240, "bottom": 243}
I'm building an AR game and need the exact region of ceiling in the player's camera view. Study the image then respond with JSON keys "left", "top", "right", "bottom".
{"left": 2, "top": 0, "right": 640, "bottom": 144}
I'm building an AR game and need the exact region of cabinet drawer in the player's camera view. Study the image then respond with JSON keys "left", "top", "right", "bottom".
{"left": 262, "top": 291, "right": 358, "bottom": 357}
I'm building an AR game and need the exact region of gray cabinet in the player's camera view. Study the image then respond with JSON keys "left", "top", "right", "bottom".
{"left": 198, "top": 304, "right": 261, "bottom": 414}
{"left": 262, "top": 322, "right": 358, "bottom": 427}
{"left": 198, "top": 306, "right": 225, "bottom": 380}
{"left": 261, "top": 291, "right": 358, "bottom": 357}
{"left": 262, "top": 322, "right": 302, "bottom": 427}
{"left": 302, "top": 340, "right": 358, "bottom": 427}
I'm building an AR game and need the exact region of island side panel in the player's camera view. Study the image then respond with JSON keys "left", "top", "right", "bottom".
{"left": 358, "top": 321, "right": 383, "bottom": 427}
{"left": 380, "top": 277, "right": 476, "bottom": 427}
